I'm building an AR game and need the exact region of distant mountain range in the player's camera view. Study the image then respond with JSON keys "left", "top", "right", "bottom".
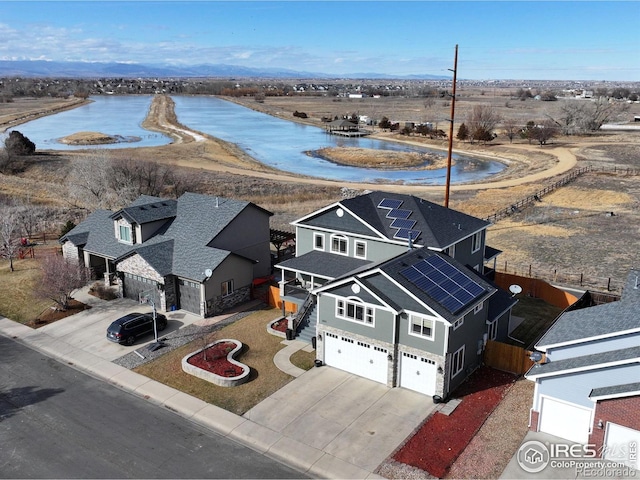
{"left": 0, "top": 60, "right": 450, "bottom": 80}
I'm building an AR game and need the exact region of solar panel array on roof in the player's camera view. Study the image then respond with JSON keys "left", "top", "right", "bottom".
{"left": 378, "top": 198, "right": 403, "bottom": 209}
{"left": 390, "top": 218, "right": 417, "bottom": 229}
{"left": 400, "top": 255, "right": 486, "bottom": 314}
{"left": 387, "top": 208, "right": 413, "bottom": 219}
{"left": 377, "top": 197, "right": 422, "bottom": 241}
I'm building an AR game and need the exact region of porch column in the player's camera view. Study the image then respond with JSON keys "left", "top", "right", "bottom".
{"left": 103, "top": 258, "right": 111, "bottom": 285}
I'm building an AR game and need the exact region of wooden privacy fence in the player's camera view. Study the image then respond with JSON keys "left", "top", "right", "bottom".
{"left": 484, "top": 340, "right": 536, "bottom": 375}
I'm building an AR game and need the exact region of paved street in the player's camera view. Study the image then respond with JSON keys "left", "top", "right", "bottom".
{"left": 0, "top": 335, "right": 305, "bottom": 479}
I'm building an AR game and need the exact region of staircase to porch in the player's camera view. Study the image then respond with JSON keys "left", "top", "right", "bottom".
{"left": 295, "top": 298, "right": 317, "bottom": 344}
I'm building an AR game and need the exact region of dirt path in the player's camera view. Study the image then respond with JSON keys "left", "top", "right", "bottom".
{"left": 139, "top": 95, "right": 580, "bottom": 193}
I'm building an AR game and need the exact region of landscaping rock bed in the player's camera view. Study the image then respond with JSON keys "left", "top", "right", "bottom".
{"left": 182, "top": 339, "right": 250, "bottom": 387}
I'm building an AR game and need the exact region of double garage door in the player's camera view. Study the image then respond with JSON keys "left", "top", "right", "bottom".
{"left": 324, "top": 333, "right": 388, "bottom": 384}
{"left": 539, "top": 396, "right": 592, "bottom": 444}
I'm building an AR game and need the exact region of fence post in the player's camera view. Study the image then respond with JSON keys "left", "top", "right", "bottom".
{"left": 580, "top": 273, "right": 583, "bottom": 286}
{"left": 529, "top": 264, "right": 532, "bottom": 277}
{"left": 607, "top": 278, "right": 611, "bottom": 291}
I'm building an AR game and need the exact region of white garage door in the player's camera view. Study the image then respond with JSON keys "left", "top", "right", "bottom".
{"left": 604, "top": 423, "right": 640, "bottom": 469}
{"left": 324, "top": 333, "right": 388, "bottom": 384}
{"left": 399, "top": 352, "right": 437, "bottom": 396}
{"left": 539, "top": 396, "right": 592, "bottom": 444}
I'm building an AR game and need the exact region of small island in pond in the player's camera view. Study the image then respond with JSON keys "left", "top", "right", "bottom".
{"left": 59, "top": 131, "right": 141, "bottom": 145}
{"left": 309, "top": 146, "right": 454, "bottom": 170}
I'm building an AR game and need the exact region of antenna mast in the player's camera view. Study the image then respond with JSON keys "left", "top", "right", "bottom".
{"left": 444, "top": 44, "right": 458, "bottom": 208}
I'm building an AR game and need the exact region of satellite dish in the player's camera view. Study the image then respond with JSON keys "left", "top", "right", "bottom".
{"left": 530, "top": 351, "right": 543, "bottom": 363}
{"left": 509, "top": 284, "right": 523, "bottom": 296}
{"left": 204, "top": 268, "right": 213, "bottom": 278}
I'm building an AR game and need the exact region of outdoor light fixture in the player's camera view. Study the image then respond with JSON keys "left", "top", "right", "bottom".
{"left": 597, "top": 420, "right": 604, "bottom": 429}
{"left": 317, "top": 334, "right": 322, "bottom": 341}
{"left": 437, "top": 366, "right": 444, "bottom": 374}
{"left": 387, "top": 354, "right": 393, "bottom": 361}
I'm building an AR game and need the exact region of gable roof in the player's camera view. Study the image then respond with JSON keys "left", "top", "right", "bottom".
{"left": 294, "top": 191, "right": 490, "bottom": 249}
{"left": 536, "top": 269, "right": 640, "bottom": 350}
{"left": 61, "top": 192, "right": 270, "bottom": 282}
{"left": 277, "top": 250, "right": 372, "bottom": 280}
{"left": 315, "top": 248, "right": 495, "bottom": 322}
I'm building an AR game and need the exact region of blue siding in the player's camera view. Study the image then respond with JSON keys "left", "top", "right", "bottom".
{"left": 548, "top": 333, "right": 640, "bottom": 360}
{"left": 536, "top": 364, "right": 640, "bottom": 409}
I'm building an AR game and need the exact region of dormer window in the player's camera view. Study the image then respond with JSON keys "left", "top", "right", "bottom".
{"left": 119, "top": 225, "right": 132, "bottom": 243}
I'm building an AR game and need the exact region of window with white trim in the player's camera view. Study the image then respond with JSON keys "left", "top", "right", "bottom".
{"left": 119, "top": 224, "right": 132, "bottom": 243}
{"left": 453, "top": 318, "right": 464, "bottom": 330}
{"left": 410, "top": 314, "right": 434, "bottom": 340}
{"left": 330, "top": 234, "right": 348, "bottom": 255}
{"left": 452, "top": 345, "right": 465, "bottom": 377}
{"left": 354, "top": 240, "right": 366, "bottom": 259}
{"left": 314, "top": 233, "right": 324, "bottom": 251}
{"left": 336, "top": 298, "right": 374, "bottom": 325}
{"left": 474, "top": 301, "right": 483, "bottom": 314}
{"left": 471, "top": 232, "right": 482, "bottom": 253}
{"left": 487, "top": 319, "right": 498, "bottom": 340}
{"left": 221, "top": 279, "right": 233, "bottom": 297}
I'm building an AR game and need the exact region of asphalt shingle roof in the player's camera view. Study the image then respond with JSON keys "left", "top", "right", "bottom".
{"left": 61, "top": 192, "right": 265, "bottom": 282}
{"left": 536, "top": 269, "right": 640, "bottom": 348}
{"left": 527, "top": 345, "right": 640, "bottom": 378}
{"left": 590, "top": 382, "right": 640, "bottom": 398}
{"left": 302, "top": 191, "right": 490, "bottom": 248}
{"left": 277, "top": 250, "right": 372, "bottom": 279}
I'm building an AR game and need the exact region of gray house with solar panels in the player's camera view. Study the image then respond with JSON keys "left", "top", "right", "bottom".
{"left": 277, "top": 191, "right": 516, "bottom": 398}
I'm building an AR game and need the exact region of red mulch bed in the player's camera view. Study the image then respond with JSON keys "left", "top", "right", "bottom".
{"left": 271, "top": 318, "right": 288, "bottom": 333}
{"left": 187, "top": 341, "right": 245, "bottom": 377}
{"left": 393, "top": 367, "right": 517, "bottom": 478}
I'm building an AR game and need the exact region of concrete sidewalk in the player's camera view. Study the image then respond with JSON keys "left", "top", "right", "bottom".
{"left": 0, "top": 302, "right": 434, "bottom": 479}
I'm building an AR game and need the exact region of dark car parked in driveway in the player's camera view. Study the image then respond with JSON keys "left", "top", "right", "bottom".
{"left": 106, "top": 312, "right": 167, "bottom": 345}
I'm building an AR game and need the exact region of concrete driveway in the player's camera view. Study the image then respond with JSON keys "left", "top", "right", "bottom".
{"left": 37, "top": 291, "right": 201, "bottom": 361}
{"left": 244, "top": 365, "right": 436, "bottom": 474}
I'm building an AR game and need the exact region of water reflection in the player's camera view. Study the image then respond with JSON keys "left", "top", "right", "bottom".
{"left": 8, "top": 95, "right": 505, "bottom": 184}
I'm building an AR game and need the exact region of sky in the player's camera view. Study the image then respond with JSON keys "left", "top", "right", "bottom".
{"left": 0, "top": 1, "right": 638, "bottom": 81}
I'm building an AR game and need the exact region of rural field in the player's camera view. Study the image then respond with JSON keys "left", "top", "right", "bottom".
{"left": 1, "top": 87, "right": 639, "bottom": 295}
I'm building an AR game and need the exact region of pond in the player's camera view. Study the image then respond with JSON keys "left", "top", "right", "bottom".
{"left": 8, "top": 95, "right": 505, "bottom": 185}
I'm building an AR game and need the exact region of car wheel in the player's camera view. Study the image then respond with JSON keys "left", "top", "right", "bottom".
{"left": 125, "top": 336, "right": 135, "bottom": 346}
{"left": 158, "top": 322, "right": 167, "bottom": 332}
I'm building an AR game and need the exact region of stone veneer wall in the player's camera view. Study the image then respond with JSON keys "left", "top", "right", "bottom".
{"left": 206, "top": 285, "right": 250, "bottom": 316}
{"left": 116, "top": 254, "right": 166, "bottom": 310}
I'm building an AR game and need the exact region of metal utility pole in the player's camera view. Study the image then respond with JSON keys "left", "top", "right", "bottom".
{"left": 444, "top": 45, "right": 458, "bottom": 208}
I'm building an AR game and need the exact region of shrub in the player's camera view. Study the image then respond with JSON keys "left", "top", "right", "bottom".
{"left": 5, "top": 131, "right": 35, "bottom": 156}
{"left": 88, "top": 282, "right": 119, "bottom": 301}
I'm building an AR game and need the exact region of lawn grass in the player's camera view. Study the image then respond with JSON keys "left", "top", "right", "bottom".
{"left": 508, "top": 295, "right": 564, "bottom": 349}
{"left": 0, "top": 258, "right": 52, "bottom": 324}
{"left": 290, "top": 348, "right": 316, "bottom": 371}
{"left": 133, "top": 308, "right": 298, "bottom": 415}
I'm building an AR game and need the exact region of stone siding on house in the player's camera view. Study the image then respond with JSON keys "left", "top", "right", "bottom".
{"left": 206, "top": 285, "right": 251, "bottom": 316}
{"left": 61, "top": 241, "right": 80, "bottom": 263}
{"left": 116, "top": 254, "right": 164, "bottom": 284}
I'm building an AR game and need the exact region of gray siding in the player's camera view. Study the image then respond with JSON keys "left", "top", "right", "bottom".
{"left": 446, "top": 305, "right": 488, "bottom": 393}
{"left": 138, "top": 219, "right": 169, "bottom": 243}
{"left": 297, "top": 226, "right": 406, "bottom": 262}
{"left": 208, "top": 206, "right": 272, "bottom": 278}
{"left": 535, "top": 364, "right": 640, "bottom": 409}
{"left": 450, "top": 232, "right": 485, "bottom": 270}
{"left": 317, "top": 293, "right": 395, "bottom": 343}
{"left": 547, "top": 333, "right": 640, "bottom": 361}
{"left": 397, "top": 313, "right": 446, "bottom": 356}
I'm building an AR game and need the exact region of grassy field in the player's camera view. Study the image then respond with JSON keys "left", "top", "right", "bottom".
{"left": 0, "top": 257, "right": 52, "bottom": 324}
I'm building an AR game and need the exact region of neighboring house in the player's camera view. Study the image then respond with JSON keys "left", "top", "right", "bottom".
{"left": 526, "top": 269, "right": 640, "bottom": 467}
{"left": 61, "top": 193, "right": 272, "bottom": 317}
{"left": 276, "top": 191, "right": 516, "bottom": 398}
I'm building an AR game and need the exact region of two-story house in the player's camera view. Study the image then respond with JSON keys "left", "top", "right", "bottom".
{"left": 526, "top": 269, "right": 640, "bottom": 468}
{"left": 276, "top": 191, "right": 516, "bottom": 398}
{"left": 61, "top": 192, "right": 272, "bottom": 317}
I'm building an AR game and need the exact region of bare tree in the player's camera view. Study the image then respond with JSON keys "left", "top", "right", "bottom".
{"left": 35, "top": 255, "right": 91, "bottom": 310}
{"left": 530, "top": 119, "right": 560, "bottom": 146}
{"left": 67, "top": 150, "right": 119, "bottom": 210}
{"left": 466, "top": 104, "right": 501, "bottom": 144}
{"left": 0, "top": 205, "right": 20, "bottom": 272}
{"left": 16, "top": 197, "right": 45, "bottom": 242}
{"left": 555, "top": 98, "right": 627, "bottom": 134}
{"left": 502, "top": 118, "right": 520, "bottom": 143}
